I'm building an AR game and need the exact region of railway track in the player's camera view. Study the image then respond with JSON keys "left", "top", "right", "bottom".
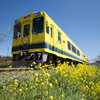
{"left": 0, "top": 68, "right": 39, "bottom": 83}
{"left": 0, "top": 68, "right": 30, "bottom": 72}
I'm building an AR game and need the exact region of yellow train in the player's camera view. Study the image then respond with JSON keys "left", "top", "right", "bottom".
{"left": 12, "top": 11, "right": 89, "bottom": 66}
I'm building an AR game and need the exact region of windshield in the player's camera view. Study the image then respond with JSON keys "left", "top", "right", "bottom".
{"left": 14, "top": 23, "right": 21, "bottom": 38}
{"left": 33, "top": 17, "right": 44, "bottom": 34}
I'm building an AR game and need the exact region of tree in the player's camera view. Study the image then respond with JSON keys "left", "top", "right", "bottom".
{"left": 92, "top": 55, "right": 100, "bottom": 65}
{"left": 94, "top": 56, "right": 100, "bottom": 62}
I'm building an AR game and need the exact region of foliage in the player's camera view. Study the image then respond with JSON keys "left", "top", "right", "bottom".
{"left": 0, "top": 63, "right": 100, "bottom": 100}
{"left": 0, "top": 56, "right": 12, "bottom": 61}
{"left": 92, "top": 55, "right": 100, "bottom": 66}
{"left": 0, "top": 56, "right": 12, "bottom": 68}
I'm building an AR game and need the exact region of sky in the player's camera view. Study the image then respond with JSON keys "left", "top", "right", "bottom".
{"left": 0, "top": 0, "right": 100, "bottom": 62}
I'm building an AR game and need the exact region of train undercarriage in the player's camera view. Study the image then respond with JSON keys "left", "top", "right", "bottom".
{"left": 12, "top": 51, "right": 80, "bottom": 67}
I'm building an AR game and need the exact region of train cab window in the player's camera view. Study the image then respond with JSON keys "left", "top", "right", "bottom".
{"left": 33, "top": 17, "right": 44, "bottom": 34}
{"left": 58, "top": 32, "right": 61, "bottom": 43}
{"left": 14, "top": 23, "right": 21, "bottom": 38}
{"left": 68, "top": 41, "right": 71, "bottom": 50}
{"left": 24, "top": 24, "right": 30, "bottom": 36}
{"left": 72, "top": 45, "right": 76, "bottom": 53}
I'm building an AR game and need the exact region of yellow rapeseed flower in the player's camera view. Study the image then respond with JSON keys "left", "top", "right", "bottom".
{"left": 14, "top": 79, "right": 18, "bottom": 83}
{"left": 94, "top": 87, "right": 100, "bottom": 92}
{"left": 61, "top": 94, "right": 64, "bottom": 98}
{"left": 33, "top": 62, "right": 36, "bottom": 64}
{"left": 35, "top": 78, "right": 39, "bottom": 82}
{"left": 50, "top": 95, "right": 53, "bottom": 100}
{"left": 48, "top": 83, "right": 53, "bottom": 88}
{"left": 14, "top": 79, "right": 18, "bottom": 86}
{"left": 50, "top": 61, "right": 52, "bottom": 64}
{"left": 41, "top": 82, "right": 44, "bottom": 86}
{"left": 14, "top": 82, "right": 18, "bottom": 86}
{"left": 10, "top": 89, "right": 13, "bottom": 92}
{"left": 89, "top": 81, "right": 94, "bottom": 86}
{"left": 21, "top": 71, "right": 25, "bottom": 75}
{"left": 54, "top": 79, "right": 58, "bottom": 84}
{"left": 44, "top": 73, "right": 50, "bottom": 78}
{"left": 45, "top": 91, "right": 48, "bottom": 96}
{"left": 25, "top": 88, "right": 28, "bottom": 90}
{"left": 82, "top": 94, "right": 85, "bottom": 97}
{"left": 45, "top": 79, "right": 49, "bottom": 85}
{"left": 25, "top": 84, "right": 27, "bottom": 86}
{"left": 97, "top": 82, "right": 100, "bottom": 85}
{"left": 13, "top": 88, "right": 16, "bottom": 90}
{"left": 30, "top": 68, "right": 34, "bottom": 70}
{"left": 38, "top": 63, "right": 42, "bottom": 68}
{"left": 81, "top": 99, "right": 86, "bottom": 100}
{"left": 58, "top": 88, "right": 62, "bottom": 91}
{"left": 35, "top": 83, "right": 38, "bottom": 86}
{"left": 30, "top": 87, "right": 32, "bottom": 89}
{"left": 9, "top": 65, "right": 12, "bottom": 68}
{"left": 64, "top": 74, "right": 68, "bottom": 77}
{"left": 34, "top": 73, "right": 38, "bottom": 76}
{"left": 91, "top": 91, "right": 96, "bottom": 96}
{"left": 30, "top": 64, "right": 33, "bottom": 67}
{"left": 19, "top": 89, "right": 22, "bottom": 92}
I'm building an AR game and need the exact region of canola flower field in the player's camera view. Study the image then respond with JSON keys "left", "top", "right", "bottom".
{"left": 0, "top": 62, "right": 100, "bottom": 100}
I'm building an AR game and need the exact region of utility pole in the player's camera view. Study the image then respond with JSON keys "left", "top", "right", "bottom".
{"left": 7, "top": 47, "right": 9, "bottom": 57}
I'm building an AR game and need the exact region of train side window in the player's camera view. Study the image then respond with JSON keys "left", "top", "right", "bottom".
{"left": 58, "top": 32, "right": 61, "bottom": 43}
{"left": 83, "top": 55, "right": 86, "bottom": 59}
{"left": 14, "top": 23, "right": 21, "bottom": 38}
{"left": 83, "top": 55, "right": 85, "bottom": 58}
{"left": 68, "top": 41, "right": 71, "bottom": 50}
{"left": 46, "top": 25, "right": 53, "bottom": 38}
{"left": 72, "top": 45, "right": 76, "bottom": 53}
{"left": 77, "top": 49, "right": 80, "bottom": 56}
{"left": 24, "top": 24, "right": 30, "bottom": 36}
{"left": 46, "top": 26, "right": 49, "bottom": 34}
{"left": 50, "top": 27, "right": 53, "bottom": 38}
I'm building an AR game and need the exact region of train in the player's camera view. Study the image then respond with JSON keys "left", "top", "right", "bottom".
{"left": 12, "top": 11, "right": 89, "bottom": 67}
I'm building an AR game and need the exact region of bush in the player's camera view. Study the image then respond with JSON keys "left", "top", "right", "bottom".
{"left": 0, "top": 56, "right": 12, "bottom": 68}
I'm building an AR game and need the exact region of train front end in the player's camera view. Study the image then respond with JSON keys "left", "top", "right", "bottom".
{"left": 12, "top": 12, "right": 48, "bottom": 66}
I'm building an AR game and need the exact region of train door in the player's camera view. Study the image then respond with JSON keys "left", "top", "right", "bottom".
{"left": 50, "top": 24, "right": 54, "bottom": 49}
{"left": 46, "top": 23, "right": 54, "bottom": 50}
{"left": 21, "top": 21, "right": 31, "bottom": 50}
{"left": 62, "top": 39, "right": 65, "bottom": 56}
{"left": 58, "top": 31, "right": 62, "bottom": 53}
{"left": 82, "top": 54, "right": 86, "bottom": 62}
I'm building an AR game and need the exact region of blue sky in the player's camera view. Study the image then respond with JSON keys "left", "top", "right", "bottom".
{"left": 0, "top": 0, "right": 100, "bottom": 62}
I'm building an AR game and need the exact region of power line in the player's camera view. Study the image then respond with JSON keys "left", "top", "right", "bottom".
{"left": 0, "top": 33, "right": 12, "bottom": 38}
